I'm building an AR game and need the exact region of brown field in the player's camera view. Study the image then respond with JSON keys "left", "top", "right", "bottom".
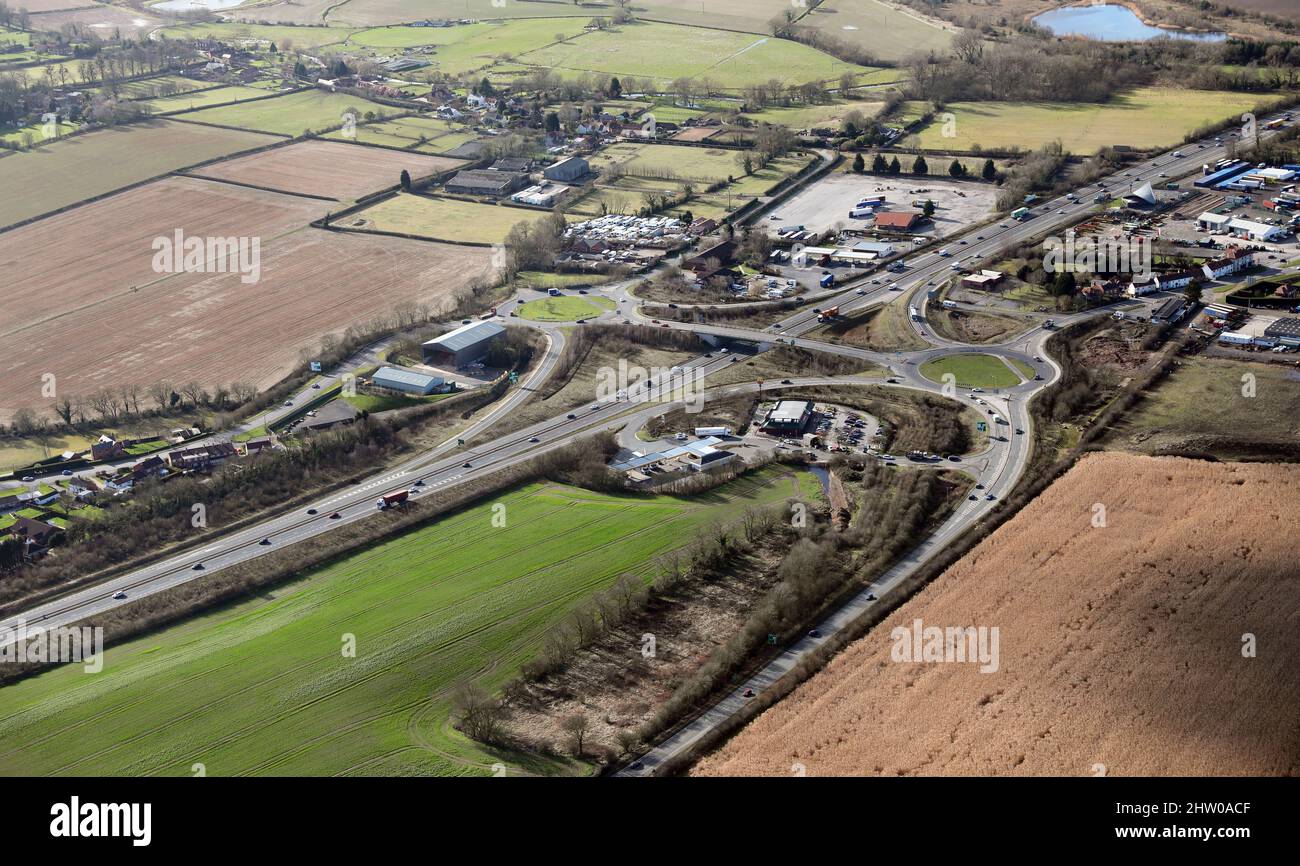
{"left": 694, "top": 453, "right": 1300, "bottom": 777}
{"left": 11, "top": 0, "right": 99, "bottom": 12}
{"left": 0, "top": 120, "right": 278, "bottom": 229}
{"left": 1, "top": 176, "right": 328, "bottom": 341}
{"left": 1218, "top": 0, "right": 1300, "bottom": 23}
{"left": 29, "top": 6, "right": 163, "bottom": 39}
{"left": 187, "top": 139, "right": 466, "bottom": 201}
{"left": 0, "top": 197, "right": 493, "bottom": 418}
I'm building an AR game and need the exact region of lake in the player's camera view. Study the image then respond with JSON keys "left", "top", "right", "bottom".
{"left": 1033, "top": 4, "right": 1226, "bottom": 42}
{"left": 152, "top": 0, "right": 246, "bottom": 11}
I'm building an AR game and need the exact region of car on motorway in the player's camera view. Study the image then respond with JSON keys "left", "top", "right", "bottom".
{"left": 969, "top": 494, "right": 978, "bottom": 500}
{"left": 259, "top": 538, "right": 271, "bottom": 546}
{"left": 329, "top": 512, "right": 341, "bottom": 519}
{"left": 61, "top": 469, "right": 73, "bottom": 476}
{"left": 808, "top": 628, "right": 821, "bottom": 638}
{"left": 312, "top": 383, "right": 321, "bottom": 389}
{"left": 742, "top": 688, "right": 755, "bottom": 698}
{"left": 192, "top": 563, "right": 205, "bottom": 571}
{"left": 986, "top": 493, "right": 996, "bottom": 501}
{"left": 307, "top": 508, "right": 318, "bottom": 515}
{"left": 528, "top": 436, "right": 539, "bottom": 443}
{"left": 283, "top": 400, "right": 293, "bottom": 407}
{"left": 113, "top": 591, "right": 128, "bottom": 600}
{"left": 566, "top": 413, "right": 576, "bottom": 419}
{"left": 855, "top": 288, "right": 866, "bottom": 295}
{"left": 21, "top": 475, "right": 34, "bottom": 482}
{"left": 463, "top": 462, "right": 472, "bottom": 468}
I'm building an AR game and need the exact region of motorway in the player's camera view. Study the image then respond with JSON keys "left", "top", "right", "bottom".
{"left": 4, "top": 108, "right": 1295, "bottom": 760}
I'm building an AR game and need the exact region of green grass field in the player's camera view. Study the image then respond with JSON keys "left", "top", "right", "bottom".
{"left": 323, "top": 114, "right": 473, "bottom": 153}
{"left": 156, "top": 22, "right": 360, "bottom": 50}
{"left": 516, "top": 295, "right": 615, "bottom": 322}
{"left": 137, "top": 85, "right": 273, "bottom": 115}
{"left": 920, "top": 353, "right": 1022, "bottom": 389}
{"left": 516, "top": 20, "right": 867, "bottom": 89}
{"left": 344, "top": 19, "right": 587, "bottom": 77}
{"left": 181, "top": 89, "right": 398, "bottom": 136}
{"left": 356, "top": 193, "right": 556, "bottom": 244}
{"left": 0, "top": 472, "right": 813, "bottom": 776}
{"left": 908, "top": 88, "right": 1287, "bottom": 154}
{"left": 797, "top": 0, "right": 954, "bottom": 63}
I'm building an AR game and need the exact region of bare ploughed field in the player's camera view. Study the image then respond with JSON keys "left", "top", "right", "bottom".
{"left": 695, "top": 453, "right": 1300, "bottom": 777}
{"left": 187, "top": 140, "right": 467, "bottom": 201}
{"left": 0, "top": 184, "right": 493, "bottom": 416}
{"left": 1, "top": 176, "right": 327, "bottom": 341}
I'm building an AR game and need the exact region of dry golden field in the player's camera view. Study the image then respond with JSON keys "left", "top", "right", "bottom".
{"left": 186, "top": 139, "right": 466, "bottom": 201}
{"left": 694, "top": 453, "right": 1300, "bottom": 777}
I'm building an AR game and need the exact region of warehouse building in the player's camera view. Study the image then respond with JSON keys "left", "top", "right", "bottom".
{"left": 445, "top": 169, "right": 528, "bottom": 197}
{"left": 544, "top": 155, "right": 589, "bottom": 183}
{"left": 421, "top": 321, "right": 506, "bottom": 368}
{"left": 760, "top": 400, "right": 813, "bottom": 435}
{"left": 370, "top": 366, "right": 447, "bottom": 395}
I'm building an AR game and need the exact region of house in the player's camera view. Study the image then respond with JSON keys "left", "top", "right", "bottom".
{"left": 1156, "top": 268, "right": 1200, "bottom": 292}
{"left": 873, "top": 211, "right": 925, "bottom": 232}
{"left": 1081, "top": 278, "right": 1127, "bottom": 302}
{"left": 687, "top": 217, "right": 718, "bottom": 236}
{"left": 167, "top": 442, "right": 238, "bottom": 471}
{"left": 445, "top": 169, "right": 528, "bottom": 197}
{"left": 131, "top": 455, "right": 168, "bottom": 483}
{"left": 1127, "top": 273, "right": 1160, "bottom": 297}
{"left": 1202, "top": 246, "right": 1255, "bottom": 281}
{"left": 90, "top": 439, "right": 125, "bottom": 462}
{"left": 543, "top": 156, "right": 589, "bottom": 183}
{"left": 8, "top": 516, "right": 62, "bottom": 558}
{"left": 68, "top": 477, "right": 100, "bottom": 501}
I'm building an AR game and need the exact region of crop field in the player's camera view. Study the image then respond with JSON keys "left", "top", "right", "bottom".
{"left": 343, "top": 19, "right": 587, "bottom": 76}
{"left": 909, "top": 88, "right": 1287, "bottom": 154}
{"left": 515, "top": 21, "right": 866, "bottom": 89}
{"left": 188, "top": 140, "right": 465, "bottom": 200}
{"left": 180, "top": 90, "right": 399, "bottom": 137}
{"left": 0, "top": 201, "right": 494, "bottom": 419}
{"left": 16, "top": 0, "right": 107, "bottom": 12}
{"left": 0, "top": 471, "right": 805, "bottom": 776}
{"left": 28, "top": 6, "right": 162, "bottom": 40}
{"left": 797, "top": 0, "right": 954, "bottom": 63}
{"left": 353, "top": 193, "right": 556, "bottom": 244}
{"left": 0, "top": 120, "right": 278, "bottom": 229}
{"left": 743, "top": 98, "right": 885, "bottom": 131}
{"left": 136, "top": 85, "right": 273, "bottom": 115}
{"left": 156, "top": 22, "right": 361, "bottom": 50}
{"left": 695, "top": 453, "right": 1300, "bottom": 776}
{"left": 1103, "top": 356, "right": 1300, "bottom": 458}
{"left": 322, "top": 114, "right": 475, "bottom": 152}
{"left": 587, "top": 142, "right": 749, "bottom": 184}
{"left": 516, "top": 295, "right": 615, "bottom": 322}
{"left": 96, "top": 74, "right": 212, "bottom": 101}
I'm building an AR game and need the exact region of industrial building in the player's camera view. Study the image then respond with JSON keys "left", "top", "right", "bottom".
{"left": 543, "top": 156, "right": 589, "bottom": 183}
{"left": 1196, "top": 212, "right": 1290, "bottom": 242}
{"left": 609, "top": 437, "right": 735, "bottom": 486}
{"left": 370, "top": 366, "right": 447, "bottom": 395}
{"left": 445, "top": 169, "right": 528, "bottom": 197}
{"left": 421, "top": 321, "right": 506, "bottom": 368}
{"left": 760, "top": 400, "right": 813, "bottom": 435}
{"left": 511, "top": 182, "right": 569, "bottom": 207}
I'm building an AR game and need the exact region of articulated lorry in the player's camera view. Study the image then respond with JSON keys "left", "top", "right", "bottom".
{"left": 376, "top": 489, "right": 411, "bottom": 510}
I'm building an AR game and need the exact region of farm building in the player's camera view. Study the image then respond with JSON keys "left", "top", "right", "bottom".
{"left": 512, "top": 182, "right": 569, "bottom": 207}
{"left": 872, "top": 211, "right": 925, "bottom": 232}
{"left": 421, "top": 321, "right": 506, "bottom": 368}
{"left": 371, "top": 366, "right": 447, "bottom": 395}
{"left": 760, "top": 400, "right": 813, "bottom": 435}
{"left": 490, "top": 157, "right": 533, "bottom": 173}
{"left": 445, "top": 170, "right": 528, "bottom": 197}
{"left": 544, "top": 156, "right": 589, "bottom": 182}
{"left": 1152, "top": 297, "right": 1191, "bottom": 325}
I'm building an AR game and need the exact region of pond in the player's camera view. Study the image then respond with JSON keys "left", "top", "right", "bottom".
{"left": 1033, "top": 4, "right": 1226, "bottom": 43}
{"left": 806, "top": 464, "right": 830, "bottom": 496}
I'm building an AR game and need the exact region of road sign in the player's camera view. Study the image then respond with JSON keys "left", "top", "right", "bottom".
{"left": 976, "top": 421, "right": 987, "bottom": 432}
{"left": 508, "top": 371, "right": 519, "bottom": 383}
{"left": 309, "top": 361, "right": 322, "bottom": 372}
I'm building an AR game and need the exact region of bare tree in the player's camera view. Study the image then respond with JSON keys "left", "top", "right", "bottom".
{"left": 562, "top": 713, "right": 590, "bottom": 756}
